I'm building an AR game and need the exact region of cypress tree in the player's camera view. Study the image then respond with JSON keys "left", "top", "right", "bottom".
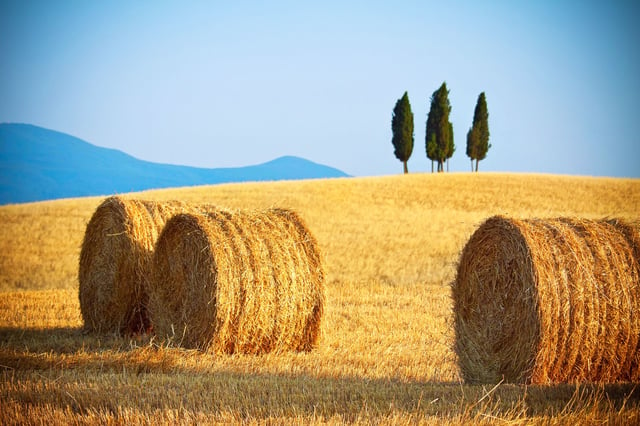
{"left": 391, "top": 91, "right": 414, "bottom": 174}
{"left": 467, "top": 92, "right": 490, "bottom": 172}
{"left": 425, "top": 82, "right": 453, "bottom": 172}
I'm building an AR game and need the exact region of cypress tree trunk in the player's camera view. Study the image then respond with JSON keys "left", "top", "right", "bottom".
{"left": 403, "top": 161, "right": 408, "bottom": 174}
{"left": 471, "top": 159, "right": 474, "bottom": 172}
{"left": 447, "top": 158, "right": 449, "bottom": 172}
{"left": 475, "top": 159, "right": 479, "bottom": 172}
{"left": 431, "top": 160, "right": 434, "bottom": 173}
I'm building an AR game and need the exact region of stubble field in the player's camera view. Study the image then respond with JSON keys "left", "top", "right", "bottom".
{"left": 1, "top": 172, "right": 639, "bottom": 424}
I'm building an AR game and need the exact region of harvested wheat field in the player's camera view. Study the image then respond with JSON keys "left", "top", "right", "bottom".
{"left": 2, "top": 173, "right": 640, "bottom": 424}
{"left": 453, "top": 216, "right": 640, "bottom": 385}
{"left": 78, "top": 196, "right": 214, "bottom": 335}
{"left": 149, "top": 208, "right": 324, "bottom": 354}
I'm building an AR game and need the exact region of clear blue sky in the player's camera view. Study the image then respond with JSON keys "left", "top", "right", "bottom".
{"left": 1, "top": 1, "right": 639, "bottom": 177}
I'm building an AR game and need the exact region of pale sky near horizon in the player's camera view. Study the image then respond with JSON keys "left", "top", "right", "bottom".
{"left": 1, "top": 1, "right": 639, "bottom": 178}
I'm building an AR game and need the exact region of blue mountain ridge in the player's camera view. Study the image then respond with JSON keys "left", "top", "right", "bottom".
{"left": 0, "top": 123, "right": 349, "bottom": 205}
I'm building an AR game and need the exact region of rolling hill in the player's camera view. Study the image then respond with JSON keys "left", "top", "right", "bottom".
{"left": 1, "top": 172, "right": 639, "bottom": 423}
{"left": 0, "top": 123, "right": 349, "bottom": 204}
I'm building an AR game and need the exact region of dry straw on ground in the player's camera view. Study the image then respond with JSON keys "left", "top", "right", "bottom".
{"left": 453, "top": 216, "right": 640, "bottom": 384}
{"left": 148, "top": 208, "right": 325, "bottom": 354}
{"left": 78, "top": 196, "right": 212, "bottom": 335}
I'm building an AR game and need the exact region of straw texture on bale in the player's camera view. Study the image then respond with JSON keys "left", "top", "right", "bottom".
{"left": 453, "top": 216, "right": 640, "bottom": 384}
{"left": 148, "top": 208, "right": 325, "bottom": 354}
{"left": 78, "top": 196, "right": 211, "bottom": 334}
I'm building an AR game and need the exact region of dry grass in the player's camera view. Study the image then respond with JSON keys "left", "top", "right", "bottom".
{"left": 453, "top": 216, "right": 640, "bottom": 385}
{"left": 2, "top": 286, "right": 638, "bottom": 425}
{"left": 149, "top": 208, "right": 324, "bottom": 354}
{"left": 1, "top": 172, "right": 639, "bottom": 423}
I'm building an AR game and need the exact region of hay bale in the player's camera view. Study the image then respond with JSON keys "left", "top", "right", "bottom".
{"left": 148, "top": 208, "right": 325, "bottom": 354}
{"left": 78, "top": 196, "right": 209, "bottom": 335}
{"left": 452, "top": 216, "right": 640, "bottom": 384}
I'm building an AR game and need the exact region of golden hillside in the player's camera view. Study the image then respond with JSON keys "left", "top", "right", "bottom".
{"left": 1, "top": 172, "right": 638, "bottom": 292}
{"left": 1, "top": 172, "right": 639, "bottom": 424}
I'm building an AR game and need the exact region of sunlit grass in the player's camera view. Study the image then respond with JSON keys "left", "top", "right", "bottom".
{"left": 1, "top": 172, "right": 639, "bottom": 423}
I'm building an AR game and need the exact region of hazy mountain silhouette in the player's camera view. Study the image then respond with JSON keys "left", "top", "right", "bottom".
{"left": 0, "top": 123, "right": 349, "bottom": 204}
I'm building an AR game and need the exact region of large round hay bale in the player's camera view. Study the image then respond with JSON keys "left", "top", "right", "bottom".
{"left": 452, "top": 216, "right": 640, "bottom": 384}
{"left": 148, "top": 208, "right": 325, "bottom": 354}
{"left": 78, "top": 196, "right": 209, "bottom": 335}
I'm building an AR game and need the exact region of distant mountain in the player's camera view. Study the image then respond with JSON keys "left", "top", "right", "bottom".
{"left": 0, "top": 123, "right": 349, "bottom": 205}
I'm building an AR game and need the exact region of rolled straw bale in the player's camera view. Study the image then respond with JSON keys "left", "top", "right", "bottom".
{"left": 452, "top": 216, "right": 640, "bottom": 384}
{"left": 148, "top": 208, "right": 325, "bottom": 354}
{"left": 78, "top": 196, "right": 212, "bottom": 334}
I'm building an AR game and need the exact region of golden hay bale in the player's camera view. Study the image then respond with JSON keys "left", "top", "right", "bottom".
{"left": 78, "top": 196, "right": 210, "bottom": 335}
{"left": 452, "top": 216, "right": 640, "bottom": 384}
{"left": 148, "top": 208, "right": 325, "bottom": 354}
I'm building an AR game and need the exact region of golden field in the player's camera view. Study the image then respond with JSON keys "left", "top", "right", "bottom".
{"left": 1, "top": 172, "right": 639, "bottom": 424}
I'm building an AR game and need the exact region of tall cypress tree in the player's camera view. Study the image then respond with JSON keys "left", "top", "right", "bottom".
{"left": 466, "top": 92, "right": 490, "bottom": 172}
{"left": 391, "top": 91, "right": 414, "bottom": 174}
{"left": 426, "top": 82, "right": 453, "bottom": 172}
